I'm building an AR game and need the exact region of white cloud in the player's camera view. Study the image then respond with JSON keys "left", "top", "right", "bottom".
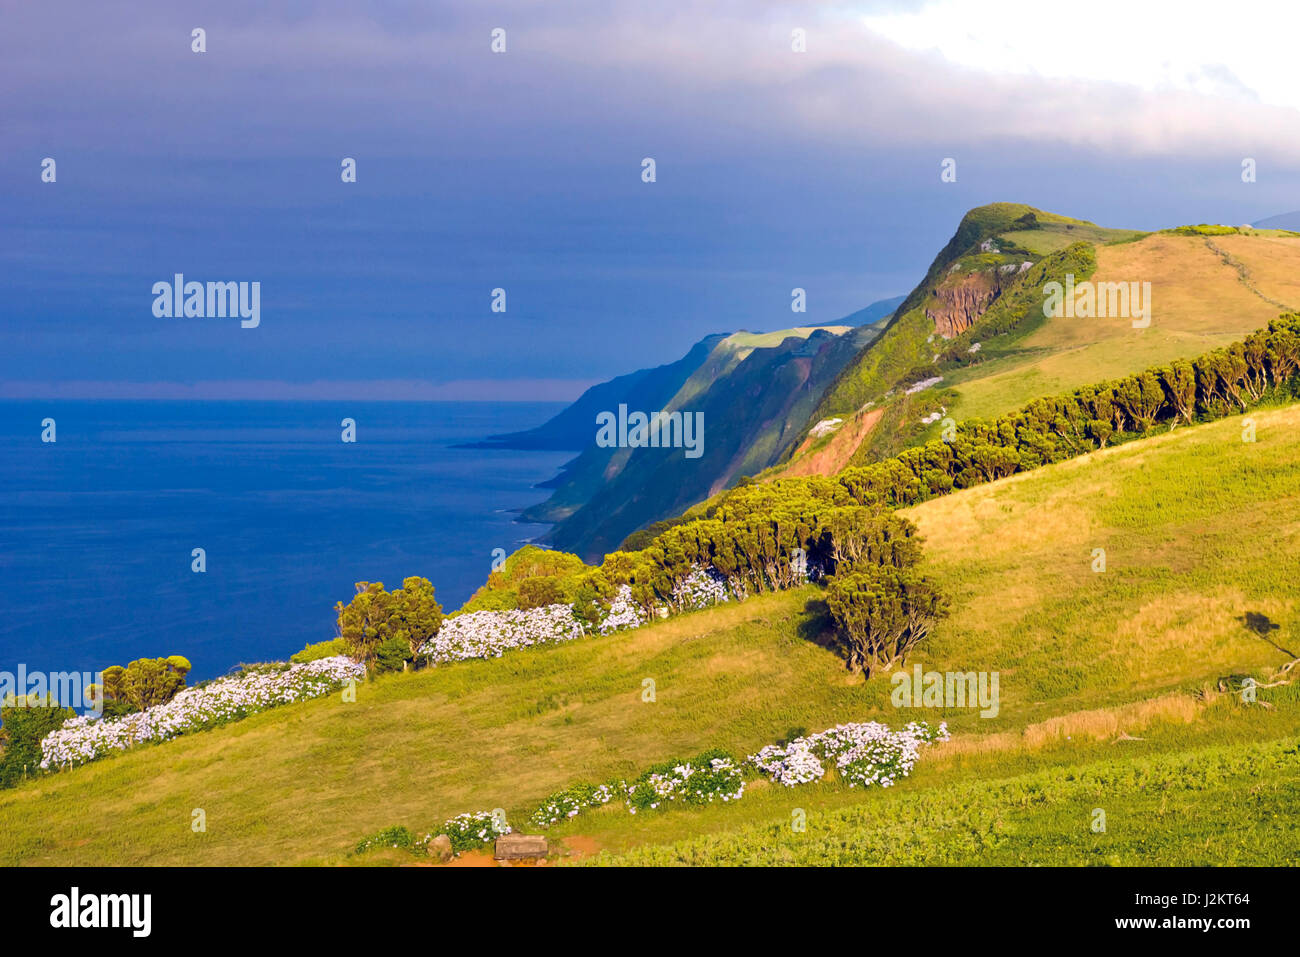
{"left": 862, "top": 0, "right": 1292, "bottom": 107}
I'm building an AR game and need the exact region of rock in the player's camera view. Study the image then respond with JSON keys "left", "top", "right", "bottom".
{"left": 494, "top": 834, "right": 548, "bottom": 861}
{"left": 427, "top": 834, "right": 454, "bottom": 863}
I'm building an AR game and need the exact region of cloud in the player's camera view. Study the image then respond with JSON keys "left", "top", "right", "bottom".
{"left": 8, "top": 0, "right": 1300, "bottom": 162}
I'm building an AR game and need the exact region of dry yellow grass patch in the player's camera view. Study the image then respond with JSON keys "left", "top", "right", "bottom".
{"left": 1211, "top": 234, "right": 1300, "bottom": 311}
{"left": 1091, "top": 234, "right": 1281, "bottom": 336}
{"left": 1110, "top": 591, "right": 1293, "bottom": 684}
{"left": 929, "top": 692, "right": 1204, "bottom": 762}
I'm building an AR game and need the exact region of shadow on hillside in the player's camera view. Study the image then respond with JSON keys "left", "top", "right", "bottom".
{"left": 798, "top": 595, "right": 852, "bottom": 666}
{"left": 1237, "top": 611, "right": 1297, "bottom": 659}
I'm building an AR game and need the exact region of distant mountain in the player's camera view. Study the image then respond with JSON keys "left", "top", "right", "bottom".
{"left": 1252, "top": 211, "right": 1300, "bottom": 231}
{"left": 488, "top": 203, "right": 1300, "bottom": 560}
{"left": 463, "top": 334, "right": 729, "bottom": 451}
{"left": 835, "top": 295, "right": 906, "bottom": 326}
{"left": 516, "top": 322, "right": 887, "bottom": 559}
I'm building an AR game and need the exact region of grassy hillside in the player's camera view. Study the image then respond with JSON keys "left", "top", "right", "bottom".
{"left": 781, "top": 213, "right": 1300, "bottom": 479}
{"left": 2, "top": 402, "right": 1296, "bottom": 866}
{"left": 946, "top": 231, "right": 1300, "bottom": 423}
{"left": 804, "top": 205, "right": 1138, "bottom": 429}
{"left": 592, "top": 731, "right": 1300, "bottom": 866}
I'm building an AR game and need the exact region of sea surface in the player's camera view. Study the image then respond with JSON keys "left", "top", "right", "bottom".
{"left": 0, "top": 401, "right": 570, "bottom": 681}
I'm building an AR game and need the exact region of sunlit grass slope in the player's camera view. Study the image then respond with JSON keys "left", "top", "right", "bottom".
{"left": 1, "top": 405, "right": 1297, "bottom": 865}
{"left": 949, "top": 232, "right": 1300, "bottom": 422}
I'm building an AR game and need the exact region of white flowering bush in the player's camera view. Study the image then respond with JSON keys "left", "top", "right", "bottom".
{"left": 529, "top": 781, "right": 620, "bottom": 828}
{"left": 671, "top": 566, "right": 733, "bottom": 611}
{"left": 442, "top": 810, "right": 510, "bottom": 852}
{"left": 749, "top": 721, "right": 947, "bottom": 790}
{"left": 39, "top": 656, "right": 365, "bottom": 771}
{"left": 596, "top": 584, "right": 647, "bottom": 635}
{"left": 418, "top": 604, "right": 584, "bottom": 662}
{"left": 625, "top": 752, "right": 745, "bottom": 814}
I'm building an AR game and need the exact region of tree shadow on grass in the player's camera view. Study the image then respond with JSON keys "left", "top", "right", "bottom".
{"left": 798, "top": 594, "right": 854, "bottom": 669}
{"left": 1237, "top": 611, "right": 1297, "bottom": 659}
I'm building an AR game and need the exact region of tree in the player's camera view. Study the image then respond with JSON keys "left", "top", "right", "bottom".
{"left": 389, "top": 576, "right": 444, "bottom": 659}
{"left": 336, "top": 578, "right": 443, "bottom": 672}
{"left": 336, "top": 581, "right": 395, "bottom": 667}
{"left": 825, "top": 566, "right": 950, "bottom": 677}
{"left": 1159, "top": 360, "right": 1196, "bottom": 425}
{"left": 88, "top": 656, "right": 191, "bottom": 713}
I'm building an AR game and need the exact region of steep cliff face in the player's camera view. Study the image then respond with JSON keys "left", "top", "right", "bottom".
{"left": 925, "top": 269, "right": 1007, "bottom": 338}
{"left": 523, "top": 322, "right": 888, "bottom": 560}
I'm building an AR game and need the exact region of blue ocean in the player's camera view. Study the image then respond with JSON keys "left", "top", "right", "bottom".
{"left": 0, "top": 401, "right": 570, "bottom": 681}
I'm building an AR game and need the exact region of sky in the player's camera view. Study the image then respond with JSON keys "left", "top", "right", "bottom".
{"left": 4, "top": 0, "right": 1300, "bottom": 400}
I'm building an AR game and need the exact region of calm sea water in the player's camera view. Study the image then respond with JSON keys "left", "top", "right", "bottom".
{"left": 0, "top": 401, "right": 570, "bottom": 681}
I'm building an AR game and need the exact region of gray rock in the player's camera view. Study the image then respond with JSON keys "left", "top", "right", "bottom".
{"left": 427, "top": 834, "right": 454, "bottom": 863}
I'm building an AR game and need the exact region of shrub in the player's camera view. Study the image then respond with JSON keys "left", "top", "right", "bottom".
{"left": 418, "top": 604, "right": 584, "bottom": 662}
{"left": 625, "top": 751, "right": 745, "bottom": 814}
{"left": 39, "top": 657, "right": 365, "bottom": 770}
{"left": 442, "top": 811, "right": 510, "bottom": 853}
{"left": 89, "top": 655, "right": 192, "bottom": 714}
{"left": 0, "top": 695, "right": 75, "bottom": 788}
{"left": 291, "top": 638, "right": 347, "bottom": 663}
{"left": 749, "top": 720, "right": 948, "bottom": 789}
{"left": 354, "top": 825, "right": 417, "bottom": 855}
{"left": 530, "top": 782, "right": 620, "bottom": 828}
{"left": 457, "top": 546, "right": 587, "bottom": 613}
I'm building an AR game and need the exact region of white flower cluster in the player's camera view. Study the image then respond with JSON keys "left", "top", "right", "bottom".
{"left": 442, "top": 810, "right": 511, "bottom": 852}
{"left": 626, "top": 757, "right": 745, "bottom": 814}
{"left": 672, "top": 566, "right": 733, "bottom": 610}
{"left": 417, "top": 603, "right": 585, "bottom": 662}
{"left": 39, "top": 656, "right": 365, "bottom": 771}
{"left": 530, "top": 781, "right": 620, "bottom": 828}
{"left": 596, "top": 584, "right": 647, "bottom": 635}
{"left": 749, "top": 721, "right": 947, "bottom": 790}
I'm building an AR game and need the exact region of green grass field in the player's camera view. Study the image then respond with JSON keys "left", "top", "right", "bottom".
{"left": 2, "top": 404, "right": 1297, "bottom": 866}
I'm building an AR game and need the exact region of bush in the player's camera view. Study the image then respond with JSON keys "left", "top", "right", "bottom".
{"left": 89, "top": 655, "right": 192, "bottom": 714}
{"left": 290, "top": 638, "right": 346, "bottom": 663}
{"left": 530, "top": 782, "right": 619, "bottom": 828}
{"left": 625, "top": 751, "right": 745, "bottom": 814}
{"left": 442, "top": 811, "right": 510, "bottom": 853}
{"left": 40, "top": 657, "right": 365, "bottom": 771}
{"left": 355, "top": 825, "right": 417, "bottom": 855}
{"left": 457, "top": 546, "right": 587, "bottom": 613}
{"left": 749, "top": 720, "right": 948, "bottom": 789}
{"left": 825, "top": 566, "right": 950, "bottom": 677}
{"left": 0, "top": 695, "right": 75, "bottom": 788}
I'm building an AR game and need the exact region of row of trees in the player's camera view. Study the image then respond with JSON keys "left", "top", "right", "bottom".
{"left": 567, "top": 313, "right": 1300, "bottom": 671}
{"left": 831, "top": 314, "right": 1300, "bottom": 511}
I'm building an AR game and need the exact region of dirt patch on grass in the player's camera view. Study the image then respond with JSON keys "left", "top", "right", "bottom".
{"left": 557, "top": 835, "right": 603, "bottom": 860}
{"left": 444, "top": 849, "right": 499, "bottom": 867}
{"left": 781, "top": 407, "right": 883, "bottom": 479}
